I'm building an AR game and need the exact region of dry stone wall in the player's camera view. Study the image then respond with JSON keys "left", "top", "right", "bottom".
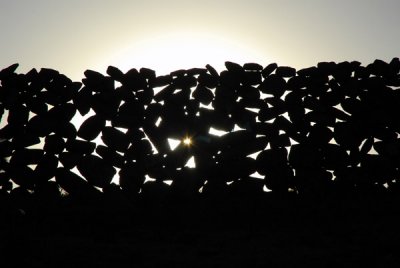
{"left": 1, "top": 59, "right": 400, "bottom": 203}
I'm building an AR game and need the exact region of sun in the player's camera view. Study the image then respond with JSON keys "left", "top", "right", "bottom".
{"left": 101, "top": 30, "right": 268, "bottom": 75}
{"left": 183, "top": 137, "right": 192, "bottom": 146}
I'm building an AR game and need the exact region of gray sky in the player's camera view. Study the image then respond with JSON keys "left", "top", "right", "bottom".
{"left": 1, "top": 0, "right": 399, "bottom": 80}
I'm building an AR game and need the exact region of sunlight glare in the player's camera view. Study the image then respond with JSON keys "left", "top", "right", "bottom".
{"left": 183, "top": 137, "right": 192, "bottom": 146}
{"left": 101, "top": 30, "right": 268, "bottom": 75}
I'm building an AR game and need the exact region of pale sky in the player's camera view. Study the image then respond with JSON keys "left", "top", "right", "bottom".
{"left": 1, "top": 0, "right": 399, "bottom": 80}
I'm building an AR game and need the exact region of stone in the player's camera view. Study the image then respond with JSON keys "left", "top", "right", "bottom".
{"left": 58, "top": 152, "right": 82, "bottom": 169}
{"left": 225, "top": 61, "right": 244, "bottom": 74}
{"left": 0, "top": 63, "right": 19, "bottom": 79}
{"left": 118, "top": 162, "right": 146, "bottom": 193}
{"left": 205, "top": 64, "right": 219, "bottom": 77}
{"left": 77, "top": 115, "right": 106, "bottom": 141}
{"left": 275, "top": 66, "right": 296, "bottom": 77}
{"left": 55, "top": 168, "right": 99, "bottom": 197}
{"left": 262, "top": 63, "right": 278, "bottom": 77}
{"left": 259, "top": 74, "right": 286, "bottom": 96}
{"left": 192, "top": 85, "right": 214, "bottom": 105}
{"left": 101, "top": 127, "right": 130, "bottom": 152}
{"left": 96, "top": 145, "right": 125, "bottom": 168}
{"left": 243, "top": 63, "right": 263, "bottom": 71}
{"left": 10, "top": 149, "right": 44, "bottom": 165}
{"left": 106, "top": 65, "right": 124, "bottom": 82}
{"left": 77, "top": 155, "right": 116, "bottom": 188}
{"left": 34, "top": 154, "right": 58, "bottom": 183}
{"left": 197, "top": 73, "right": 218, "bottom": 88}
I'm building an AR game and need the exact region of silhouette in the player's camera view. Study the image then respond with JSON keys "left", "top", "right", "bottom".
{"left": 1, "top": 59, "right": 400, "bottom": 266}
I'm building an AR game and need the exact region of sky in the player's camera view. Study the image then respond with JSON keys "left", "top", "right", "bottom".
{"left": 0, "top": 0, "right": 399, "bottom": 81}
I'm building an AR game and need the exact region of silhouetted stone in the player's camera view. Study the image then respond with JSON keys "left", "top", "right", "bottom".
{"left": 205, "top": 64, "right": 219, "bottom": 77}
{"left": 259, "top": 74, "right": 286, "bottom": 96}
{"left": 101, "top": 127, "right": 130, "bottom": 152}
{"left": 237, "top": 85, "right": 260, "bottom": 101}
{"left": 53, "top": 122, "right": 77, "bottom": 140}
{"left": 59, "top": 152, "right": 82, "bottom": 169}
{"left": 12, "top": 130, "right": 41, "bottom": 148}
{"left": 262, "top": 63, "right": 278, "bottom": 77}
{"left": 275, "top": 66, "right": 296, "bottom": 77}
{"left": 225, "top": 61, "right": 244, "bottom": 75}
{"left": 7, "top": 164, "right": 36, "bottom": 189}
{"left": 2, "top": 59, "right": 400, "bottom": 208}
{"left": 0, "top": 63, "right": 19, "bottom": 79}
{"left": 243, "top": 62, "right": 263, "bottom": 71}
{"left": 123, "top": 68, "right": 147, "bottom": 90}
{"left": 173, "top": 74, "right": 197, "bottom": 89}
{"left": 106, "top": 65, "right": 124, "bottom": 82}
{"left": 289, "top": 144, "right": 323, "bottom": 168}
{"left": 77, "top": 155, "right": 116, "bottom": 188}
{"left": 7, "top": 104, "right": 29, "bottom": 126}
{"left": 73, "top": 86, "right": 92, "bottom": 116}
{"left": 150, "top": 75, "right": 172, "bottom": 88}
{"left": 321, "top": 144, "right": 350, "bottom": 170}
{"left": 118, "top": 162, "right": 146, "bottom": 194}
{"left": 96, "top": 145, "right": 125, "bottom": 168}
{"left": 91, "top": 91, "right": 120, "bottom": 119}
{"left": 198, "top": 73, "right": 218, "bottom": 88}
{"left": 55, "top": 168, "right": 100, "bottom": 197}
{"left": 0, "top": 140, "right": 13, "bottom": 158}
{"left": 256, "top": 148, "right": 288, "bottom": 175}
{"left": 77, "top": 115, "right": 106, "bottom": 141}
{"left": 192, "top": 85, "right": 214, "bottom": 105}
{"left": 10, "top": 149, "right": 44, "bottom": 165}
{"left": 34, "top": 154, "right": 58, "bottom": 183}
{"left": 65, "top": 139, "right": 96, "bottom": 155}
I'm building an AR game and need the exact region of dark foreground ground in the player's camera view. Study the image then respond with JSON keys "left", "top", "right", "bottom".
{"left": 1, "top": 193, "right": 400, "bottom": 268}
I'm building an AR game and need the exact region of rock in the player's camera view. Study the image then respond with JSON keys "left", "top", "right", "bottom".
{"left": 91, "top": 91, "right": 121, "bottom": 119}
{"left": 198, "top": 73, "right": 218, "bottom": 88}
{"left": 262, "top": 63, "right": 278, "bottom": 77}
{"left": 307, "top": 124, "right": 333, "bottom": 145}
{"left": 289, "top": 144, "right": 323, "bottom": 168}
{"left": 243, "top": 63, "right": 263, "bottom": 71}
{"left": 123, "top": 68, "right": 147, "bottom": 90}
{"left": 0, "top": 63, "right": 19, "bottom": 79}
{"left": 73, "top": 86, "right": 92, "bottom": 116}
{"left": 225, "top": 61, "right": 244, "bottom": 74}
{"left": 275, "top": 66, "right": 296, "bottom": 77}
{"left": 259, "top": 74, "right": 286, "bottom": 96}
{"left": 53, "top": 122, "right": 77, "bottom": 140}
{"left": 77, "top": 115, "right": 106, "bottom": 141}
{"left": 55, "top": 168, "right": 99, "bottom": 197}
{"left": 140, "top": 67, "right": 156, "bottom": 80}
{"left": 106, "top": 65, "right": 124, "bottom": 82}
{"left": 205, "top": 64, "right": 219, "bottom": 77}
{"left": 10, "top": 149, "right": 44, "bottom": 165}
{"left": 256, "top": 148, "right": 288, "bottom": 174}
{"left": 101, "top": 127, "right": 130, "bottom": 152}
{"left": 65, "top": 139, "right": 96, "bottom": 155}
{"left": 77, "top": 155, "right": 116, "bottom": 188}
{"left": 7, "top": 104, "right": 29, "bottom": 126}
{"left": 243, "top": 71, "right": 262, "bottom": 86}
{"left": 96, "top": 145, "right": 125, "bottom": 168}
{"left": 59, "top": 152, "right": 82, "bottom": 169}
{"left": 192, "top": 85, "right": 214, "bottom": 105}
{"left": 118, "top": 162, "right": 146, "bottom": 193}
{"left": 149, "top": 75, "right": 172, "bottom": 88}
{"left": 12, "top": 130, "right": 41, "bottom": 148}
{"left": 8, "top": 164, "right": 35, "bottom": 189}
{"left": 34, "top": 154, "right": 58, "bottom": 183}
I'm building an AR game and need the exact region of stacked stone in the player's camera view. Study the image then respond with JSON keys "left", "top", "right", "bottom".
{"left": 1, "top": 59, "right": 400, "bottom": 207}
